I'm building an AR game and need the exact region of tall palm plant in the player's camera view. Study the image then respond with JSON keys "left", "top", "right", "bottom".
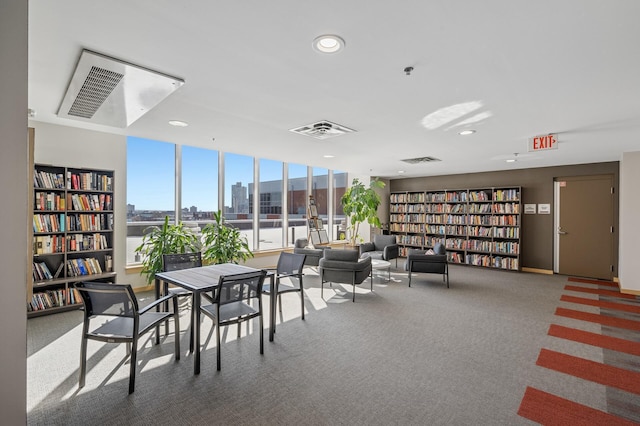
{"left": 135, "top": 216, "right": 200, "bottom": 284}
{"left": 201, "top": 210, "right": 253, "bottom": 264}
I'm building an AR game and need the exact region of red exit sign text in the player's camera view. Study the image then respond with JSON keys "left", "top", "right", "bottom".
{"left": 528, "top": 134, "right": 558, "bottom": 152}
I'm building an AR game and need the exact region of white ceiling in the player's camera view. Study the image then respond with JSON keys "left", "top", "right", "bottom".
{"left": 28, "top": 0, "right": 640, "bottom": 178}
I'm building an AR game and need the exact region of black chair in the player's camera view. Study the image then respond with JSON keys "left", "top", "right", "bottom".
{"left": 319, "top": 249, "right": 372, "bottom": 302}
{"left": 293, "top": 238, "right": 331, "bottom": 267}
{"left": 162, "top": 252, "right": 202, "bottom": 299}
{"left": 262, "top": 252, "right": 306, "bottom": 331}
{"left": 405, "top": 242, "right": 449, "bottom": 288}
{"left": 161, "top": 252, "right": 203, "bottom": 348}
{"left": 359, "top": 234, "right": 400, "bottom": 267}
{"left": 200, "top": 270, "right": 267, "bottom": 371}
{"left": 74, "top": 282, "right": 180, "bottom": 394}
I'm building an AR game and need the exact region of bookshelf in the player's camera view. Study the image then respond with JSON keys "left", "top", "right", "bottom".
{"left": 30, "top": 164, "right": 116, "bottom": 317}
{"left": 390, "top": 187, "right": 521, "bottom": 271}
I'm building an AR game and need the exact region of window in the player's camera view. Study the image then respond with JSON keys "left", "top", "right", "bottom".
{"left": 126, "top": 137, "right": 175, "bottom": 264}
{"left": 333, "top": 170, "right": 347, "bottom": 240}
{"left": 312, "top": 166, "right": 329, "bottom": 231}
{"left": 224, "top": 153, "right": 254, "bottom": 250}
{"left": 287, "top": 163, "right": 308, "bottom": 246}
{"left": 181, "top": 145, "right": 218, "bottom": 233}
{"left": 258, "top": 159, "right": 283, "bottom": 250}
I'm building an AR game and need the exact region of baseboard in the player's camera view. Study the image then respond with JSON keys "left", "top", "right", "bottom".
{"left": 620, "top": 288, "right": 640, "bottom": 296}
{"left": 521, "top": 267, "right": 554, "bottom": 275}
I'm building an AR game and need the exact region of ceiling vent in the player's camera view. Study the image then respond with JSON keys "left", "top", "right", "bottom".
{"left": 290, "top": 120, "right": 356, "bottom": 140}
{"left": 58, "top": 49, "right": 184, "bottom": 128}
{"left": 401, "top": 156, "right": 442, "bottom": 164}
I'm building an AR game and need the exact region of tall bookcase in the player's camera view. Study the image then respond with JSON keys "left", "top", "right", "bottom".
{"left": 30, "top": 164, "right": 116, "bottom": 317}
{"left": 390, "top": 187, "right": 521, "bottom": 271}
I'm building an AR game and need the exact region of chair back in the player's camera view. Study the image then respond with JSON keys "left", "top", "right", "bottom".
{"left": 162, "top": 252, "right": 202, "bottom": 272}
{"left": 323, "top": 248, "right": 359, "bottom": 262}
{"left": 75, "top": 282, "right": 138, "bottom": 318}
{"left": 373, "top": 234, "right": 396, "bottom": 250}
{"left": 277, "top": 252, "right": 306, "bottom": 275}
{"left": 216, "top": 270, "right": 267, "bottom": 307}
{"left": 294, "top": 238, "right": 309, "bottom": 249}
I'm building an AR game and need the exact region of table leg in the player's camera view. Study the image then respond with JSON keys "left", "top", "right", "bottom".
{"left": 154, "top": 278, "right": 161, "bottom": 338}
{"left": 193, "top": 290, "right": 201, "bottom": 375}
{"left": 269, "top": 273, "right": 276, "bottom": 342}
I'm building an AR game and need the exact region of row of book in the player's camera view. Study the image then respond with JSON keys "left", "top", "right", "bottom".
{"left": 32, "top": 261, "right": 63, "bottom": 281}
{"left": 35, "top": 192, "right": 66, "bottom": 211}
{"left": 68, "top": 193, "right": 113, "bottom": 211}
{"left": 34, "top": 234, "right": 65, "bottom": 254}
{"left": 69, "top": 171, "right": 113, "bottom": 192}
{"left": 465, "top": 254, "right": 519, "bottom": 270}
{"left": 66, "top": 257, "right": 104, "bottom": 277}
{"left": 34, "top": 170, "right": 65, "bottom": 189}
{"left": 27, "top": 288, "right": 83, "bottom": 312}
{"left": 391, "top": 213, "right": 519, "bottom": 225}
{"left": 68, "top": 233, "right": 110, "bottom": 252}
{"left": 67, "top": 213, "right": 114, "bottom": 232}
{"left": 33, "top": 214, "right": 64, "bottom": 233}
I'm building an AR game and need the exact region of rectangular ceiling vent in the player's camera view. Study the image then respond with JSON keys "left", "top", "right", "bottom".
{"left": 401, "top": 156, "right": 442, "bottom": 164}
{"left": 58, "top": 49, "right": 184, "bottom": 128}
{"left": 290, "top": 120, "right": 356, "bottom": 140}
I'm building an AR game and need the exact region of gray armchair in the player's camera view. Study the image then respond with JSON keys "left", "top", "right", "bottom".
{"left": 359, "top": 234, "right": 399, "bottom": 266}
{"left": 293, "top": 238, "right": 331, "bottom": 267}
{"left": 319, "top": 249, "right": 372, "bottom": 302}
{"left": 404, "top": 242, "right": 449, "bottom": 288}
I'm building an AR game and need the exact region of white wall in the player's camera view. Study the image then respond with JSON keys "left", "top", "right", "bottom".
{"left": 31, "top": 122, "right": 128, "bottom": 288}
{"left": 0, "top": 0, "right": 28, "bottom": 422}
{"left": 619, "top": 151, "right": 640, "bottom": 293}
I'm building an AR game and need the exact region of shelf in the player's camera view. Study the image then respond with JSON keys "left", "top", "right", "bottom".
{"left": 390, "top": 186, "right": 521, "bottom": 272}
{"left": 30, "top": 164, "right": 116, "bottom": 317}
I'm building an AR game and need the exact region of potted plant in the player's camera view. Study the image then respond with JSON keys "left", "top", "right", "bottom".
{"left": 341, "top": 178, "right": 386, "bottom": 247}
{"left": 134, "top": 216, "right": 200, "bottom": 284}
{"left": 201, "top": 210, "right": 253, "bottom": 264}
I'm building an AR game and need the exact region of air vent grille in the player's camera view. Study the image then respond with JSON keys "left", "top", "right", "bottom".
{"left": 290, "top": 120, "right": 356, "bottom": 140}
{"left": 68, "top": 66, "right": 124, "bottom": 118}
{"left": 401, "top": 156, "right": 442, "bottom": 164}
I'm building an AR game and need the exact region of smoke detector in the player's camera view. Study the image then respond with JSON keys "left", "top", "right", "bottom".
{"left": 58, "top": 49, "right": 184, "bottom": 128}
{"left": 290, "top": 120, "right": 356, "bottom": 140}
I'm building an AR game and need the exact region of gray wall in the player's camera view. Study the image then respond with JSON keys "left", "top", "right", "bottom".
{"left": 0, "top": 0, "right": 28, "bottom": 422}
{"left": 389, "top": 162, "right": 619, "bottom": 272}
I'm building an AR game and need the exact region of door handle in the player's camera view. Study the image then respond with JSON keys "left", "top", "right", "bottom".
{"left": 558, "top": 227, "right": 568, "bottom": 235}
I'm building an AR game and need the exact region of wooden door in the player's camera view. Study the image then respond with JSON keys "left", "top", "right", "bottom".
{"left": 556, "top": 175, "right": 614, "bottom": 280}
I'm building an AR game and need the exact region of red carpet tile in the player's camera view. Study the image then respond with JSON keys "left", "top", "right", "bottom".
{"left": 518, "top": 386, "right": 638, "bottom": 426}
{"left": 536, "top": 349, "right": 640, "bottom": 395}
{"left": 548, "top": 324, "right": 640, "bottom": 357}
{"left": 560, "top": 295, "right": 640, "bottom": 314}
{"left": 568, "top": 276, "right": 619, "bottom": 287}
{"left": 556, "top": 307, "right": 640, "bottom": 331}
{"left": 564, "top": 285, "right": 638, "bottom": 300}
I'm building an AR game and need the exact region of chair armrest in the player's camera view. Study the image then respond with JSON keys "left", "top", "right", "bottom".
{"left": 139, "top": 294, "right": 176, "bottom": 315}
{"left": 359, "top": 242, "right": 375, "bottom": 256}
{"left": 383, "top": 244, "right": 399, "bottom": 260}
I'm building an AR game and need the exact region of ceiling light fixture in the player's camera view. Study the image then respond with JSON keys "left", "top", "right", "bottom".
{"left": 398, "top": 170, "right": 405, "bottom": 174}
{"left": 312, "top": 35, "right": 345, "bottom": 53}
{"left": 323, "top": 154, "right": 335, "bottom": 158}
{"left": 459, "top": 129, "right": 476, "bottom": 135}
{"left": 168, "top": 120, "right": 188, "bottom": 127}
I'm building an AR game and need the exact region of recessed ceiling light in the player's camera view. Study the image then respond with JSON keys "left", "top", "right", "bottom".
{"left": 168, "top": 120, "right": 188, "bottom": 127}
{"left": 459, "top": 129, "right": 476, "bottom": 135}
{"left": 312, "top": 35, "right": 345, "bottom": 54}
{"left": 398, "top": 170, "right": 405, "bottom": 174}
{"left": 323, "top": 154, "right": 335, "bottom": 158}
{"left": 506, "top": 159, "right": 516, "bottom": 163}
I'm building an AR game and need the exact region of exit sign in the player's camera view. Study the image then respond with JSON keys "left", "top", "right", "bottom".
{"left": 528, "top": 134, "right": 558, "bottom": 152}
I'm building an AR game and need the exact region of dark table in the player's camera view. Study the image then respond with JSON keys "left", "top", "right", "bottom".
{"left": 155, "top": 263, "right": 275, "bottom": 374}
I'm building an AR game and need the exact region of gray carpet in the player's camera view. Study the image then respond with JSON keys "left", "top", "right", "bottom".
{"left": 27, "top": 265, "right": 578, "bottom": 425}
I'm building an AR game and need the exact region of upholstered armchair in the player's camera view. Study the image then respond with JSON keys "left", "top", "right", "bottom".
{"left": 359, "top": 234, "right": 399, "bottom": 266}
{"left": 319, "top": 249, "right": 372, "bottom": 302}
{"left": 404, "top": 242, "right": 449, "bottom": 288}
{"left": 293, "top": 238, "right": 331, "bottom": 267}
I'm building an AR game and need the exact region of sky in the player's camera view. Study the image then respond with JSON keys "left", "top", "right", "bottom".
{"left": 127, "top": 137, "right": 337, "bottom": 212}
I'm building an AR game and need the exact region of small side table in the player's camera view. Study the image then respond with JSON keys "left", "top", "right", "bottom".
{"left": 370, "top": 259, "right": 391, "bottom": 282}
